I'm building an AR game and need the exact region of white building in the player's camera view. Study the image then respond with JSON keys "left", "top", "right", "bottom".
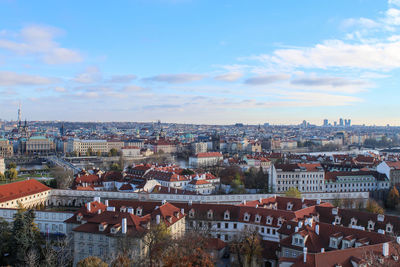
{"left": 0, "top": 157, "right": 4, "bottom": 175}
{"left": 271, "top": 163, "right": 325, "bottom": 193}
{"left": 0, "top": 208, "right": 73, "bottom": 236}
{"left": 121, "top": 146, "right": 141, "bottom": 158}
{"left": 189, "top": 152, "right": 223, "bottom": 168}
{"left": 325, "top": 171, "right": 390, "bottom": 193}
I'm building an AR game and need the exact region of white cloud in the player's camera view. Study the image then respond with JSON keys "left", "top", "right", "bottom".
{"left": 0, "top": 71, "right": 56, "bottom": 86}
{"left": 244, "top": 74, "right": 290, "bottom": 85}
{"left": 54, "top": 86, "right": 66, "bottom": 92}
{"left": 73, "top": 66, "right": 101, "bottom": 83}
{"left": 214, "top": 72, "right": 243, "bottom": 82}
{"left": 143, "top": 73, "right": 205, "bottom": 84}
{"left": 0, "top": 25, "right": 82, "bottom": 64}
{"left": 254, "top": 39, "right": 400, "bottom": 71}
{"left": 123, "top": 85, "right": 147, "bottom": 92}
{"left": 107, "top": 74, "right": 137, "bottom": 83}
{"left": 389, "top": 0, "right": 400, "bottom": 6}
{"left": 290, "top": 75, "right": 370, "bottom": 93}
{"left": 342, "top": 18, "right": 380, "bottom": 29}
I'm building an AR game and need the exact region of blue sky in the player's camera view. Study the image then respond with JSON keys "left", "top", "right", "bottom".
{"left": 0, "top": 0, "right": 400, "bottom": 125}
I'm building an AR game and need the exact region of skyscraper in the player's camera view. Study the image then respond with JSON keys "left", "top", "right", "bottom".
{"left": 323, "top": 119, "right": 328, "bottom": 127}
{"left": 339, "top": 118, "right": 344, "bottom": 127}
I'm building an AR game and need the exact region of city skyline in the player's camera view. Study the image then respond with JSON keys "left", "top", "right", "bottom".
{"left": 1, "top": 1, "right": 400, "bottom": 125}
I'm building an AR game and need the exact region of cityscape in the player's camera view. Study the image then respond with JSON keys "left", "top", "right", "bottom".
{"left": 2, "top": 1, "right": 400, "bottom": 267}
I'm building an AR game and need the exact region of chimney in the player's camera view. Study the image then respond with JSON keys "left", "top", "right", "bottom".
{"left": 295, "top": 226, "right": 299, "bottom": 232}
{"left": 243, "top": 200, "right": 246, "bottom": 205}
{"left": 181, "top": 208, "right": 184, "bottom": 215}
{"left": 156, "top": 214, "right": 161, "bottom": 224}
{"left": 105, "top": 200, "right": 109, "bottom": 206}
{"left": 97, "top": 209, "right": 101, "bottom": 214}
{"left": 302, "top": 197, "right": 305, "bottom": 203}
{"left": 122, "top": 218, "right": 127, "bottom": 234}
{"left": 321, "top": 248, "right": 325, "bottom": 253}
{"left": 94, "top": 196, "right": 100, "bottom": 202}
{"left": 317, "top": 199, "right": 321, "bottom": 205}
{"left": 189, "top": 200, "right": 192, "bottom": 206}
{"left": 303, "top": 247, "right": 307, "bottom": 263}
{"left": 87, "top": 202, "right": 91, "bottom": 212}
{"left": 315, "top": 224, "right": 319, "bottom": 235}
{"left": 383, "top": 242, "right": 389, "bottom": 257}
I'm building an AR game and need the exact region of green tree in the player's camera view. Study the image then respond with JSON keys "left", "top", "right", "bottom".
{"left": 231, "top": 173, "right": 246, "bottom": 194}
{"left": 87, "top": 147, "right": 93, "bottom": 156}
{"left": 365, "top": 199, "right": 384, "bottom": 214}
{"left": 0, "top": 172, "right": 5, "bottom": 181}
{"left": 181, "top": 169, "right": 195, "bottom": 175}
{"left": 10, "top": 209, "right": 43, "bottom": 266}
{"left": 284, "top": 187, "right": 302, "bottom": 198}
{"left": 77, "top": 256, "right": 108, "bottom": 267}
{"left": 386, "top": 186, "right": 400, "bottom": 209}
{"left": 109, "top": 148, "right": 119, "bottom": 157}
{"left": 0, "top": 218, "right": 11, "bottom": 265}
{"left": 5, "top": 168, "right": 18, "bottom": 181}
{"left": 7, "top": 162, "right": 17, "bottom": 169}
{"left": 110, "top": 163, "right": 122, "bottom": 172}
{"left": 96, "top": 150, "right": 102, "bottom": 157}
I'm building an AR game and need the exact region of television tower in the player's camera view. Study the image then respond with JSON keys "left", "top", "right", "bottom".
{"left": 17, "top": 102, "right": 22, "bottom": 129}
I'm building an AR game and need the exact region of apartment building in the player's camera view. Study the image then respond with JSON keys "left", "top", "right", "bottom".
{"left": 325, "top": 171, "right": 390, "bottom": 193}
{"left": 191, "top": 142, "right": 208, "bottom": 154}
{"left": 67, "top": 200, "right": 185, "bottom": 265}
{"left": 67, "top": 139, "right": 108, "bottom": 154}
{"left": 0, "top": 138, "right": 13, "bottom": 157}
{"left": 377, "top": 160, "right": 400, "bottom": 185}
{"left": 189, "top": 152, "right": 223, "bottom": 168}
{"left": 0, "top": 157, "right": 4, "bottom": 175}
{"left": 271, "top": 163, "right": 325, "bottom": 193}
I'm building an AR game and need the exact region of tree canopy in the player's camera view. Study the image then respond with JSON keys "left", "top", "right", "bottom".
{"left": 284, "top": 187, "right": 302, "bottom": 198}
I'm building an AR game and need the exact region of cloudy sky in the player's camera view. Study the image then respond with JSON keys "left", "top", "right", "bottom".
{"left": 1, "top": 0, "right": 400, "bottom": 125}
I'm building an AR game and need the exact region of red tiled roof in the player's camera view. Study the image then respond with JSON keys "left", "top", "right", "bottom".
{"left": 0, "top": 179, "right": 50, "bottom": 203}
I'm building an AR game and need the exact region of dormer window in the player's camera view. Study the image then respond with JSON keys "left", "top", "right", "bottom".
{"left": 224, "top": 210, "right": 230, "bottom": 220}
{"left": 189, "top": 209, "right": 195, "bottom": 218}
{"left": 292, "top": 235, "right": 303, "bottom": 246}
{"left": 255, "top": 214, "right": 261, "bottom": 223}
{"left": 244, "top": 213, "right": 250, "bottom": 222}
{"left": 350, "top": 218, "right": 357, "bottom": 226}
{"left": 207, "top": 209, "right": 213, "bottom": 219}
{"left": 386, "top": 223, "right": 393, "bottom": 233}
{"left": 266, "top": 216, "right": 272, "bottom": 225}
{"left": 330, "top": 238, "right": 337, "bottom": 248}
{"left": 277, "top": 217, "right": 283, "bottom": 226}
{"left": 287, "top": 202, "right": 293, "bottom": 211}
{"left": 99, "top": 223, "right": 107, "bottom": 232}
{"left": 77, "top": 214, "right": 83, "bottom": 221}
{"left": 136, "top": 207, "right": 142, "bottom": 216}
{"left": 334, "top": 216, "right": 341, "bottom": 225}
{"left": 367, "top": 220, "right": 375, "bottom": 231}
{"left": 377, "top": 214, "right": 385, "bottom": 222}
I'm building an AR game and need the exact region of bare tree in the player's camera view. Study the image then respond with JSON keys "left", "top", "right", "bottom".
{"left": 229, "top": 227, "right": 262, "bottom": 267}
{"left": 50, "top": 166, "right": 74, "bottom": 189}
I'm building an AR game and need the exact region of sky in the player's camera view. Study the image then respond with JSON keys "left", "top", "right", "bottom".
{"left": 0, "top": 0, "right": 400, "bottom": 125}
